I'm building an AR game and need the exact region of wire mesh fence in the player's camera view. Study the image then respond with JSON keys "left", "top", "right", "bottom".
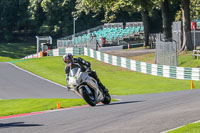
{"left": 155, "top": 40, "right": 178, "bottom": 66}
{"left": 191, "top": 31, "right": 200, "bottom": 48}
{"left": 172, "top": 21, "right": 200, "bottom": 50}
{"left": 172, "top": 21, "right": 182, "bottom": 50}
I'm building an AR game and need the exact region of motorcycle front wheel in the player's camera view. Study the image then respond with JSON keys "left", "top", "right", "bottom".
{"left": 79, "top": 87, "right": 96, "bottom": 106}
{"left": 102, "top": 93, "right": 111, "bottom": 104}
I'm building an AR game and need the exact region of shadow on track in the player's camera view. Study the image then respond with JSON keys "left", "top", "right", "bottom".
{"left": 98, "top": 100, "right": 144, "bottom": 107}
{"left": 109, "top": 100, "right": 144, "bottom": 106}
{"left": 0, "top": 122, "right": 43, "bottom": 129}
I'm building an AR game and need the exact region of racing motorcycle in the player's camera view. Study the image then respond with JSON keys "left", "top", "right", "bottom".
{"left": 67, "top": 67, "right": 111, "bottom": 106}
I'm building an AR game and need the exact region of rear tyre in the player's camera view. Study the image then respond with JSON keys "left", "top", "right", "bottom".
{"left": 102, "top": 93, "right": 111, "bottom": 104}
{"left": 79, "top": 87, "right": 96, "bottom": 106}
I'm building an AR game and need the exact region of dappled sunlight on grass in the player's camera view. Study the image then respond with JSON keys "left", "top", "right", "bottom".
{"left": 0, "top": 43, "right": 36, "bottom": 59}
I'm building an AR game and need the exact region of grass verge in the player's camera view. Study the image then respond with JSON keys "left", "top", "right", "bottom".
{"left": 0, "top": 98, "right": 86, "bottom": 117}
{"left": 0, "top": 98, "right": 117, "bottom": 117}
{"left": 14, "top": 56, "right": 200, "bottom": 95}
{"left": 167, "top": 122, "right": 200, "bottom": 133}
{"left": 129, "top": 51, "right": 200, "bottom": 68}
{"left": 178, "top": 51, "right": 200, "bottom": 68}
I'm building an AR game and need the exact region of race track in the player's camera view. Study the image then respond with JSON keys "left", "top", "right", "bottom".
{"left": 0, "top": 62, "right": 79, "bottom": 99}
{"left": 1, "top": 62, "right": 200, "bottom": 133}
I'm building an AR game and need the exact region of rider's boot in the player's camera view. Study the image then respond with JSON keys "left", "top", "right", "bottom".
{"left": 95, "top": 77, "right": 109, "bottom": 95}
{"left": 98, "top": 82, "right": 109, "bottom": 95}
{"left": 90, "top": 71, "right": 109, "bottom": 95}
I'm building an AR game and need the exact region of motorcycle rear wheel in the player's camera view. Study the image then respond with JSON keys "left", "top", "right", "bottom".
{"left": 79, "top": 87, "right": 96, "bottom": 106}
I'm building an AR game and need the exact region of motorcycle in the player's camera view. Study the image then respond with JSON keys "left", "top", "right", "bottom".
{"left": 67, "top": 67, "right": 111, "bottom": 106}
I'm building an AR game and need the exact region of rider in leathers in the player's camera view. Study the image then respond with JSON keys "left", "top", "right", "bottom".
{"left": 63, "top": 53, "right": 109, "bottom": 95}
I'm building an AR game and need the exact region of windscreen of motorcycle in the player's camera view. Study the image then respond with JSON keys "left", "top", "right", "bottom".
{"left": 69, "top": 68, "right": 80, "bottom": 77}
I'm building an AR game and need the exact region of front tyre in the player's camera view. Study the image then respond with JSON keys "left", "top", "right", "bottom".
{"left": 79, "top": 87, "right": 96, "bottom": 106}
{"left": 102, "top": 93, "right": 111, "bottom": 104}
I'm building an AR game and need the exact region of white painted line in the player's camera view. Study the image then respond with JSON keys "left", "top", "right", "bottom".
{"left": 161, "top": 125, "right": 185, "bottom": 133}
{"left": 161, "top": 120, "right": 200, "bottom": 133}
{"left": 193, "top": 120, "right": 200, "bottom": 123}
{"left": 8, "top": 63, "right": 68, "bottom": 89}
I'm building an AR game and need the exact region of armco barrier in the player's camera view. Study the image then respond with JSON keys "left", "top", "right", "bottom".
{"left": 22, "top": 47, "right": 200, "bottom": 81}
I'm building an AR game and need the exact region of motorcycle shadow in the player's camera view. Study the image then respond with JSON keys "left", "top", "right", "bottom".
{"left": 98, "top": 100, "right": 145, "bottom": 106}
{"left": 0, "top": 122, "right": 43, "bottom": 129}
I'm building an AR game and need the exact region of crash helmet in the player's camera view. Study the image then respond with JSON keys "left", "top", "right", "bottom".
{"left": 63, "top": 53, "right": 73, "bottom": 66}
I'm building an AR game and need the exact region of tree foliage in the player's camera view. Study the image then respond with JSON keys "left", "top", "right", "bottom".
{"left": 190, "top": 0, "right": 200, "bottom": 20}
{"left": 0, "top": 0, "right": 194, "bottom": 50}
{"left": 175, "top": 0, "right": 200, "bottom": 21}
{"left": 28, "top": 0, "right": 75, "bottom": 36}
{"left": 0, "top": 0, "right": 30, "bottom": 41}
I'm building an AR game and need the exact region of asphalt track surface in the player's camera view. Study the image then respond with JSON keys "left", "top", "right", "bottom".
{"left": 0, "top": 62, "right": 79, "bottom": 99}
{"left": 1, "top": 63, "right": 200, "bottom": 133}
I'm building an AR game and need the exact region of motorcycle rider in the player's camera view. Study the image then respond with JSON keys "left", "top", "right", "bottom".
{"left": 63, "top": 53, "right": 109, "bottom": 95}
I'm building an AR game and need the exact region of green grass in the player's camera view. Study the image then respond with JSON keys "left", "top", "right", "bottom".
{"left": 178, "top": 51, "right": 200, "bottom": 68}
{"left": 167, "top": 122, "right": 200, "bottom": 133}
{"left": 0, "top": 98, "right": 86, "bottom": 117}
{"left": 0, "top": 42, "right": 36, "bottom": 62}
{"left": 15, "top": 57, "right": 67, "bottom": 86}
{"left": 15, "top": 56, "right": 200, "bottom": 95}
{"left": 129, "top": 51, "right": 200, "bottom": 68}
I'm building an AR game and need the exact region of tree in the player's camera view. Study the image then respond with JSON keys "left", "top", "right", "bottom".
{"left": 28, "top": 0, "right": 103, "bottom": 38}
{"left": 139, "top": 0, "right": 151, "bottom": 46}
{"left": 181, "top": 0, "right": 193, "bottom": 50}
{"left": 175, "top": 0, "right": 195, "bottom": 51}
{"left": 0, "top": 0, "right": 29, "bottom": 41}
{"left": 0, "top": 0, "right": 32, "bottom": 41}
{"left": 161, "top": 0, "right": 172, "bottom": 40}
{"left": 0, "top": 1, "right": 17, "bottom": 40}
{"left": 29, "top": 0, "right": 74, "bottom": 36}
{"left": 153, "top": 0, "right": 182, "bottom": 41}
{"left": 28, "top": 0, "right": 46, "bottom": 34}
{"left": 190, "top": 0, "right": 200, "bottom": 20}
